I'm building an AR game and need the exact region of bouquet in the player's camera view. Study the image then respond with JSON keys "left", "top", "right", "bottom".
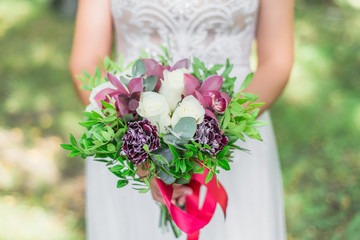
{"left": 61, "top": 47, "right": 267, "bottom": 239}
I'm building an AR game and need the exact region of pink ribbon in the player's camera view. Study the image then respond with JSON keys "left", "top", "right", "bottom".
{"left": 156, "top": 168, "right": 228, "bottom": 240}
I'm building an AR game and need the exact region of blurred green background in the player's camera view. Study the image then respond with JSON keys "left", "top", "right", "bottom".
{"left": 0, "top": 0, "right": 359, "bottom": 239}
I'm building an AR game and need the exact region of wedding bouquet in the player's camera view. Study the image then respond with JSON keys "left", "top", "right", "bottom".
{"left": 61, "top": 48, "right": 267, "bottom": 239}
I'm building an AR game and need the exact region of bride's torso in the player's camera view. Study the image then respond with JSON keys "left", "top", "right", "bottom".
{"left": 110, "top": 0, "right": 259, "bottom": 67}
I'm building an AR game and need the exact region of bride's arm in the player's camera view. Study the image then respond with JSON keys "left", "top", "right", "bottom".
{"left": 69, "top": 0, "right": 113, "bottom": 105}
{"left": 245, "top": 0, "right": 294, "bottom": 115}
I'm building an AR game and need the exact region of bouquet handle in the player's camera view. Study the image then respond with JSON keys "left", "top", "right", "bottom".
{"left": 156, "top": 168, "right": 228, "bottom": 240}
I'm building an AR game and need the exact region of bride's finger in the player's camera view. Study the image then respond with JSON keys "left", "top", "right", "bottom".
{"left": 177, "top": 195, "right": 186, "bottom": 206}
{"left": 172, "top": 186, "right": 192, "bottom": 199}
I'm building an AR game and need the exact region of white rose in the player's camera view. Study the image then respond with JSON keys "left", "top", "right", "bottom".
{"left": 158, "top": 68, "right": 188, "bottom": 111}
{"left": 171, "top": 96, "right": 206, "bottom": 127}
{"left": 136, "top": 92, "right": 171, "bottom": 133}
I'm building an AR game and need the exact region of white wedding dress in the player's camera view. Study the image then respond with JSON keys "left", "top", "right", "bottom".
{"left": 86, "top": 0, "right": 287, "bottom": 239}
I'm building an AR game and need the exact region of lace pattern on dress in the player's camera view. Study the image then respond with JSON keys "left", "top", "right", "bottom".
{"left": 111, "top": 0, "right": 259, "bottom": 65}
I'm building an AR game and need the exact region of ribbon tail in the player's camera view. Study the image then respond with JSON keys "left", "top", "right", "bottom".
{"left": 187, "top": 231, "right": 200, "bottom": 240}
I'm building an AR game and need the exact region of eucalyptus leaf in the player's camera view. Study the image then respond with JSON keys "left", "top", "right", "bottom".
{"left": 122, "top": 114, "right": 134, "bottom": 122}
{"left": 174, "top": 117, "right": 197, "bottom": 140}
{"left": 163, "top": 134, "right": 187, "bottom": 150}
{"left": 120, "top": 76, "right": 131, "bottom": 86}
{"left": 157, "top": 167, "right": 176, "bottom": 185}
{"left": 132, "top": 59, "right": 146, "bottom": 77}
{"left": 151, "top": 147, "right": 174, "bottom": 165}
{"left": 175, "top": 177, "right": 191, "bottom": 184}
{"left": 143, "top": 76, "right": 158, "bottom": 91}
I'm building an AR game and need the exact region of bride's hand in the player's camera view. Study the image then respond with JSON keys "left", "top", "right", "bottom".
{"left": 137, "top": 165, "right": 193, "bottom": 205}
{"left": 149, "top": 178, "right": 193, "bottom": 205}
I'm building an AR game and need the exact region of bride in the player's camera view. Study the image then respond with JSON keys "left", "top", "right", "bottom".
{"left": 70, "top": 0, "right": 294, "bottom": 239}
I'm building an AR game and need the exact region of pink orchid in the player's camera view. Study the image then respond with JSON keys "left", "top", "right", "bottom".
{"left": 142, "top": 58, "right": 189, "bottom": 91}
{"left": 94, "top": 73, "right": 143, "bottom": 117}
{"left": 184, "top": 74, "right": 231, "bottom": 114}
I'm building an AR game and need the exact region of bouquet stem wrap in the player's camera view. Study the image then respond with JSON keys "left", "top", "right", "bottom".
{"left": 156, "top": 168, "right": 228, "bottom": 240}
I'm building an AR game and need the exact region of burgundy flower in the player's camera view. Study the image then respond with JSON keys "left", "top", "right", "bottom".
{"left": 193, "top": 117, "right": 229, "bottom": 155}
{"left": 184, "top": 74, "right": 231, "bottom": 114}
{"left": 94, "top": 73, "right": 143, "bottom": 117}
{"left": 122, "top": 119, "right": 160, "bottom": 164}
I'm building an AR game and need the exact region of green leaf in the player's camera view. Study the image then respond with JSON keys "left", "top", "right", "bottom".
{"left": 107, "top": 143, "right": 116, "bottom": 152}
{"left": 184, "top": 144, "right": 198, "bottom": 152}
{"left": 250, "top": 108, "right": 260, "bottom": 118}
{"left": 205, "top": 170, "right": 213, "bottom": 184}
{"left": 117, "top": 179, "right": 129, "bottom": 188}
{"left": 95, "top": 66, "right": 101, "bottom": 80}
{"left": 210, "top": 64, "right": 224, "bottom": 72}
{"left": 217, "top": 146, "right": 229, "bottom": 159}
{"left": 132, "top": 59, "right": 146, "bottom": 77}
{"left": 101, "top": 131, "right": 112, "bottom": 141}
{"left": 83, "top": 111, "right": 96, "bottom": 120}
{"left": 249, "top": 102, "right": 265, "bottom": 107}
{"left": 168, "top": 144, "right": 179, "bottom": 159}
{"left": 203, "top": 144, "right": 211, "bottom": 150}
{"left": 104, "top": 56, "right": 111, "bottom": 70}
{"left": 198, "top": 151, "right": 203, "bottom": 161}
{"left": 60, "top": 144, "right": 74, "bottom": 150}
{"left": 191, "top": 140, "right": 201, "bottom": 148}
{"left": 79, "top": 120, "right": 98, "bottom": 128}
{"left": 70, "top": 133, "right": 77, "bottom": 146}
{"left": 218, "top": 159, "right": 230, "bottom": 170}
{"left": 193, "top": 166, "right": 205, "bottom": 174}
{"left": 143, "top": 144, "right": 150, "bottom": 153}
{"left": 222, "top": 109, "right": 230, "bottom": 128}
{"left": 236, "top": 98, "right": 249, "bottom": 105}
{"left": 174, "top": 117, "right": 197, "bottom": 140}
{"left": 141, "top": 49, "right": 149, "bottom": 58}
{"left": 180, "top": 160, "right": 186, "bottom": 172}
{"left": 68, "top": 150, "right": 81, "bottom": 157}
{"left": 143, "top": 76, "right": 158, "bottom": 91}
{"left": 239, "top": 73, "right": 254, "bottom": 92}
{"left": 109, "top": 165, "right": 125, "bottom": 178}
{"left": 143, "top": 178, "right": 150, "bottom": 188}
{"left": 240, "top": 92, "right": 259, "bottom": 102}
{"left": 251, "top": 120, "right": 269, "bottom": 127}
{"left": 82, "top": 69, "right": 92, "bottom": 79}
{"left": 101, "top": 100, "right": 116, "bottom": 110}
{"left": 139, "top": 188, "right": 150, "bottom": 193}
{"left": 183, "top": 151, "right": 194, "bottom": 158}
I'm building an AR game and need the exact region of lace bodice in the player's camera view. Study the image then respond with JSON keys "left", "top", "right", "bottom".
{"left": 110, "top": 0, "right": 259, "bottom": 66}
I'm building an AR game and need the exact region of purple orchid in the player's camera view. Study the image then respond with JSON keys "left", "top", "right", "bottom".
{"left": 142, "top": 58, "right": 189, "bottom": 91}
{"left": 184, "top": 74, "right": 231, "bottom": 114}
{"left": 94, "top": 73, "right": 143, "bottom": 117}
